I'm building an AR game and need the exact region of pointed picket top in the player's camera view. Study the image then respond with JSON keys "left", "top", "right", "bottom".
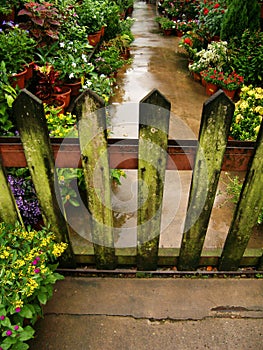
{"left": 140, "top": 88, "right": 171, "bottom": 110}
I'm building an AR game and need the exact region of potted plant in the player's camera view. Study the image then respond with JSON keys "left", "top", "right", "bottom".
{"left": 230, "top": 85, "right": 263, "bottom": 141}
{"left": 92, "top": 45, "right": 126, "bottom": 76}
{"left": 0, "top": 222, "right": 67, "bottom": 350}
{"left": 49, "top": 38, "right": 94, "bottom": 85}
{"left": 220, "top": 70, "right": 244, "bottom": 99}
{"left": 75, "top": 0, "right": 103, "bottom": 36}
{"left": 107, "top": 34, "right": 133, "bottom": 59}
{"left": 0, "top": 62, "right": 17, "bottom": 136}
{"left": 200, "top": 67, "right": 222, "bottom": 95}
{"left": 33, "top": 63, "right": 69, "bottom": 111}
{"left": 156, "top": 16, "right": 176, "bottom": 35}
{"left": 0, "top": 24, "right": 36, "bottom": 88}
{"left": 18, "top": 1, "right": 62, "bottom": 47}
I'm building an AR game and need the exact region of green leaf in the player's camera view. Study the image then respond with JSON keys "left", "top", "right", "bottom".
{"left": 19, "top": 305, "right": 33, "bottom": 319}
{"left": 37, "top": 292, "right": 48, "bottom": 305}
{"left": 18, "top": 325, "right": 35, "bottom": 342}
{"left": 12, "top": 341, "right": 30, "bottom": 350}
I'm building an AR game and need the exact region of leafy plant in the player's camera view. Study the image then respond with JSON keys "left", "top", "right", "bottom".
{"left": 220, "top": 0, "right": 260, "bottom": 42}
{"left": 228, "top": 30, "right": 263, "bottom": 87}
{"left": 50, "top": 38, "right": 94, "bottom": 82}
{"left": 44, "top": 104, "right": 77, "bottom": 137}
{"left": 110, "top": 169, "right": 126, "bottom": 185}
{"left": 93, "top": 45, "right": 125, "bottom": 76}
{"left": 230, "top": 85, "right": 263, "bottom": 141}
{"left": 0, "top": 24, "right": 36, "bottom": 75}
{"left": 0, "top": 222, "right": 67, "bottom": 349}
{"left": 0, "top": 62, "right": 16, "bottom": 136}
{"left": 34, "top": 63, "right": 62, "bottom": 101}
{"left": 224, "top": 173, "right": 263, "bottom": 225}
{"left": 18, "top": 1, "right": 62, "bottom": 47}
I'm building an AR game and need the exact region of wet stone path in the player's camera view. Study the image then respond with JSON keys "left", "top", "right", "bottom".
{"left": 69, "top": 1, "right": 262, "bottom": 253}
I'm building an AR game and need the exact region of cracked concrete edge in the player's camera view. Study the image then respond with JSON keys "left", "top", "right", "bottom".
{"left": 43, "top": 277, "right": 263, "bottom": 321}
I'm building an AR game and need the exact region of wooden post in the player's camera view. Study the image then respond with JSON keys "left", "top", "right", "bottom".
{"left": 74, "top": 90, "right": 116, "bottom": 269}
{"left": 219, "top": 123, "right": 263, "bottom": 270}
{"left": 178, "top": 91, "right": 235, "bottom": 271}
{"left": 137, "top": 89, "right": 170, "bottom": 270}
{"left": 12, "top": 89, "right": 75, "bottom": 267}
{"left": 0, "top": 156, "right": 22, "bottom": 225}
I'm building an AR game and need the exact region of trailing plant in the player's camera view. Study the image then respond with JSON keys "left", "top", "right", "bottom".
{"left": 7, "top": 169, "right": 42, "bottom": 227}
{"left": 0, "top": 222, "right": 67, "bottom": 349}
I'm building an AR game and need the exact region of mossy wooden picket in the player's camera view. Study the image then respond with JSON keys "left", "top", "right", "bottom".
{"left": 0, "top": 88, "right": 262, "bottom": 271}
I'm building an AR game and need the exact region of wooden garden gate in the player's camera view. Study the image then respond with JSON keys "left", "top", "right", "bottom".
{"left": 0, "top": 88, "right": 262, "bottom": 271}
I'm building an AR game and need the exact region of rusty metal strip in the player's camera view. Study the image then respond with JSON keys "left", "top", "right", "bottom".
{"left": 0, "top": 137, "right": 255, "bottom": 171}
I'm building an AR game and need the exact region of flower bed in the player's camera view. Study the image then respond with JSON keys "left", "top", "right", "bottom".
{"left": 0, "top": 222, "right": 67, "bottom": 349}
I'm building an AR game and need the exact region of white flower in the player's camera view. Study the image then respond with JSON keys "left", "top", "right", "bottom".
{"left": 72, "top": 62, "right": 77, "bottom": 68}
{"left": 59, "top": 42, "right": 65, "bottom": 48}
{"left": 69, "top": 73, "right": 74, "bottom": 79}
{"left": 82, "top": 54, "right": 87, "bottom": 62}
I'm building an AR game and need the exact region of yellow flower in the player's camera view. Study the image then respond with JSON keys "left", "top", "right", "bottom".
{"left": 52, "top": 242, "right": 68, "bottom": 257}
{"left": 235, "top": 114, "right": 242, "bottom": 124}
{"left": 254, "top": 125, "right": 260, "bottom": 134}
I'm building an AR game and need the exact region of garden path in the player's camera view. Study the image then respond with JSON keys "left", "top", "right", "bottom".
{"left": 68, "top": 1, "right": 262, "bottom": 254}
{"left": 106, "top": 1, "right": 262, "bottom": 251}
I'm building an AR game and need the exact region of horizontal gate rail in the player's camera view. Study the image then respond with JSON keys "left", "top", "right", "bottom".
{"left": 0, "top": 137, "right": 255, "bottom": 171}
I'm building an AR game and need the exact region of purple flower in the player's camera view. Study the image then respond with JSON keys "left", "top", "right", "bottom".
{"left": 34, "top": 268, "right": 41, "bottom": 274}
{"left": 0, "top": 315, "right": 5, "bottom": 320}
{"left": 15, "top": 307, "right": 21, "bottom": 313}
{"left": 36, "top": 256, "right": 41, "bottom": 261}
{"left": 6, "top": 330, "right": 12, "bottom": 336}
{"left": 32, "top": 259, "right": 38, "bottom": 265}
{"left": 14, "top": 325, "right": 19, "bottom": 331}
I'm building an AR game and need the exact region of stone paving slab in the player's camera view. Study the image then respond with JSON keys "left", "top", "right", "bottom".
{"left": 28, "top": 277, "right": 263, "bottom": 349}
{"left": 44, "top": 277, "right": 263, "bottom": 320}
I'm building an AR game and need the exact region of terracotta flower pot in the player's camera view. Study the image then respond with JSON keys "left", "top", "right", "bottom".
{"left": 205, "top": 82, "right": 218, "bottom": 96}
{"left": 53, "top": 86, "right": 72, "bottom": 108}
{"left": 88, "top": 30, "right": 102, "bottom": 46}
{"left": 64, "top": 80, "right": 82, "bottom": 97}
{"left": 24, "top": 61, "right": 35, "bottom": 81}
{"left": 222, "top": 88, "right": 236, "bottom": 100}
{"left": 10, "top": 68, "right": 28, "bottom": 89}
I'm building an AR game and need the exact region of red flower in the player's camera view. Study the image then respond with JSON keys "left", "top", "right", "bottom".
{"left": 214, "top": 3, "right": 220, "bottom": 9}
{"left": 184, "top": 37, "right": 192, "bottom": 46}
{"left": 203, "top": 8, "right": 209, "bottom": 15}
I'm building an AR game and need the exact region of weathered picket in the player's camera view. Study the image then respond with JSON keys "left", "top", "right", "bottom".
{"left": 0, "top": 88, "right": 262, "bottom": 271}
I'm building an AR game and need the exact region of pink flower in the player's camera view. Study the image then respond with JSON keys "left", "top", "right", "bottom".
{"left": 0, "top": 315, "right": 5, "bottom": 320}
{"left": 34, "top": 268, "right": 41, "bottom": 274}
{"left": 14, "top": 325, "right": 19, "bottom": 331}
{"left": 15, "top": 307, "right": 21, "bottom": 313}
{"left": 6, "top": 330, "right": 12, "bottom": 336}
